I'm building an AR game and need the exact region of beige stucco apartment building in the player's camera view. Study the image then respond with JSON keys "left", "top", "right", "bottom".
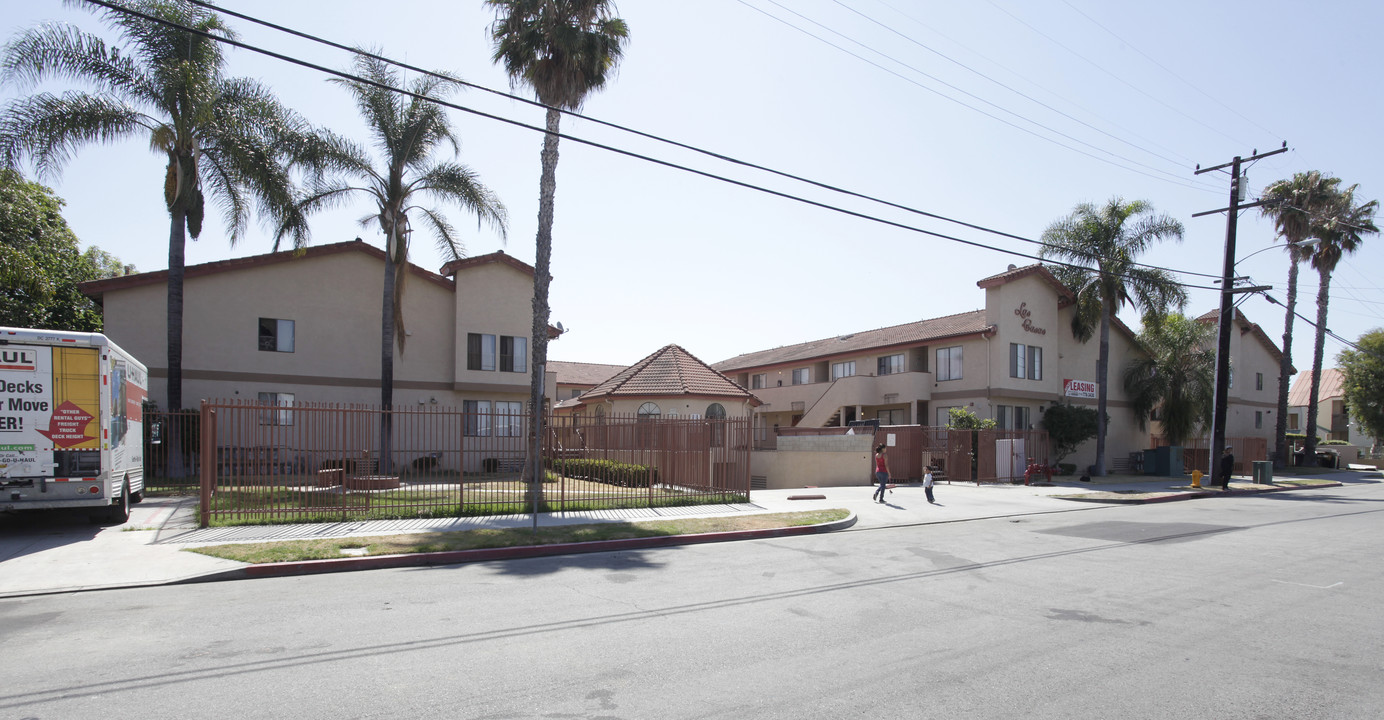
{"left": 714, "top": 264, "right": 1288, "bottom": 476}
{"left": 80, "top": 240, "right": 556, "bottom": 413}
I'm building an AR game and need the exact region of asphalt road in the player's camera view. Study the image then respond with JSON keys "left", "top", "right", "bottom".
{"left": 2, "top": 482, "right": 1380, "bottom": 719}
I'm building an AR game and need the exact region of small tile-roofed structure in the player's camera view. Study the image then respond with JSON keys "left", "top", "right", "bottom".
{"left": 576, "top": 344, "right": 760, "bottom": 409}
{"left": 712, "top": 309, "right": 993, "bottom": 372}
{"left": 548, "top": 360, "right": 627, "bottom": 388}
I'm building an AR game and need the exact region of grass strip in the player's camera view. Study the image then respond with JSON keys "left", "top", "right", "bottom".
{"left": 185, "top": 509, "right": 851, "bottom": 564}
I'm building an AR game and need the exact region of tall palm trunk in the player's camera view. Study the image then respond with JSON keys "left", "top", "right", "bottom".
{"left": 1094, "top": 295, "right": 1112, "bottom": 476}
{"left": 526, "top": 106, "right": 561, "bottom": 508}
{"left": 1303, "top": 265, "right": 1334, "bottom": 465}
{"left": 166, "top": 205, "right": 188, "bottom": 477}
{"left": 1273, "top": 257, "right": 1300, "bottom": 469}
{"left": 379, "top": 250, "right": 396, "bottom": 474}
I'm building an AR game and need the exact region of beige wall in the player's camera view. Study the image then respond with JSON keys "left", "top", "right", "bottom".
{"left": 752, "top": 433, "right": 874, "bottom": 489}
{"left": 99, "top": 247, "right": 545, "bottom": 410}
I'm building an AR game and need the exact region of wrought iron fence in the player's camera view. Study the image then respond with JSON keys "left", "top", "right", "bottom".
{"left": 143, "top": 408, "right": 201, "bottom": 492}
{"left": 197, "top": 400, "right": 750, "bottom": 527}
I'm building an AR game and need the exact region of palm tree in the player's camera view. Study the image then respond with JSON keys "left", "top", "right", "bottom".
{"left": 487, "top": 0, "right": 629, "bottom": 501}
{"left": 282, "top": 55, "right": 507, "bottom": 470}
{"left": 1259, "top": 171, "right": 1343, "bottom": 468}
{"left": 0, "top": 0, "right": 310, "bottom": 413}
{"left": 1300, "top": 186, "right": 1378, "bottom": 464}
{"left": 1124, "top": 313, "right": 1216, "bottom": 446}
{"left": 1041, "top": 198, "right": 1186, "bottom": 476}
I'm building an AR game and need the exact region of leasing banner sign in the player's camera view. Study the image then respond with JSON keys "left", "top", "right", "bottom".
{"left": 1063, "top": 378, "right": 1098, "bottom": 399}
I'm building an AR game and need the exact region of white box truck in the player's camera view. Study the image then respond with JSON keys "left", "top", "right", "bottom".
{"left": 0, "top": 327, "right": 147, "bottom": 523}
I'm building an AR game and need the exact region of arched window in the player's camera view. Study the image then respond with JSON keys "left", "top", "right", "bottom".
{"left": 706, "top": 403, "right": 727, "bottom": 447}
{"left": 637, "top": 402, "right": 661, "bottom": 419}
{"left": 594, "top": 404, "right": 606, "bottom": 420}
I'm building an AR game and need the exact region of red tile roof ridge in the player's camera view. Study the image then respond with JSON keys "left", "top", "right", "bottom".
{"left": 712, "top": 308, "right": 990, "bottom": 370}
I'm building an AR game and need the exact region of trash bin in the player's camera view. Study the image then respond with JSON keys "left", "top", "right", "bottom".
{"left": 1252, "top": 460, "right": 1272, "bottom": 484}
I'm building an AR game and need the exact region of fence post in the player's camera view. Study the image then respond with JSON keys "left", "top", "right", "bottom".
{"left": 199, "top": 403, "right": 213, "bottom": 528}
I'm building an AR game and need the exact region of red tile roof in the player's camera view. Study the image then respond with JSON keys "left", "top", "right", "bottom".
{"left": 976, "top": 263, "right": 1075, "bottom": 307}
{"left": 585, "top": 345, "right": 761, "bottom": 406}
{"left": 1288, "top": 368, "right": 1344, "bottom": 407}
{"left": 1196, "top": 308, "right": 1291, "bottom": 371}
{"left": 80, "top": 239, "right": 460, "bottom": 298}
{"left": 548, "top": 360, "right": 627, "bottom": 387}
{"left": 712, "top": 310, "right": 993, "bottom": 372}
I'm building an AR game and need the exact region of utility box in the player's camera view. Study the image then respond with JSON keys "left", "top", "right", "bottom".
{"left": 1252, "top": 460, "right": 1273, "bottom": 484}
{"left": 1144, "top": 446, "right": 1183, "bottom": 476}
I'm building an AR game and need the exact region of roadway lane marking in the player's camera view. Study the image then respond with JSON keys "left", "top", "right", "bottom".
{"left": 1271, "top": 580, "right": 1342, "bottom": 589}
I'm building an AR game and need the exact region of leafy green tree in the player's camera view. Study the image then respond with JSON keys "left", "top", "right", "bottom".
{"left": 1337, "top": 330, "right": 1384, "bottom": 452}
{"left": 284, "top": 55, "right": 506, "bottom": 469}
{"left": 1301, "top": 188, "right": 1379, "bottom": 462}
{"left": 0, "top": 0, "right": 311, "bottom": 411}
{"left": 487, "top": 0, "right": 629, "bottom": 502}
{"left": 1260, "top": 171, "right": 1343, "bottom": 468}
{"left": 1122, "top": 313, "right": 1215, "bottom": 446}
{"left": 1041, "top": 198, "right": 1186, "bottom": 475}
{"left": 947, "top": 406, "right": 996, "bottom": 430}
{"left": 0, "top": 168, "right": 131, "bottom": 330}
{"left": 1041, "top": 402, "right": 1100, "bottom": 465}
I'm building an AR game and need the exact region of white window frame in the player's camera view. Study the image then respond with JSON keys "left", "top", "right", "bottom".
{"left": 878, "top": 354, "right": 905, "bottom": 376}
{"left": 937, "top": 346, "right": 963, "bottom": 381}
{"left": 258, "top": 318, "right": 294, "bottom": 353}
{"left": 791, "top": 368, "right": 809, "bottom": 385}
{"left": 831, "top": 361, "right": 856, "bottom": 380}
{"left": 257, "top": 392, "right": 294, "bottom": 426}
{"left": 751, "top": 373, "right": 766, "bottom": 390}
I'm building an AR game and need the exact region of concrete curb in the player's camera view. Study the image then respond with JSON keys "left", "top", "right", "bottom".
{"left": 1052, "top": 481, "right": 1343, "bottom": 504}
{"left": 225, "top": 512, "right": 860, "bottom": 581}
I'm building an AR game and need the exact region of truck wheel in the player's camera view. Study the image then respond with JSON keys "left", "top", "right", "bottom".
{"left": 97, "top": 481, "right": 131, "bottom": 525}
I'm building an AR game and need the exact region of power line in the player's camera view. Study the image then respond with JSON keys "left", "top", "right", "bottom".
{"left": 830, "top": 0, "right": 1206, "bottom": 175}
{"left": 180, "top": 0, "right": 1222, "bottom": 273}
{"left": 986, "top": 0, "right": 1256, "bottom": 150}
{"left": 867, "top": 0, "right": 1200, "bottom": 167}
{"left": 74, "top": 0, "right": 1229, "bottom": 293}
{"left": 738, "top": 0, "right": 1222, "bottom": 194}
{"left": 1060, "top": 0, "right": 1283, "bottom": 143}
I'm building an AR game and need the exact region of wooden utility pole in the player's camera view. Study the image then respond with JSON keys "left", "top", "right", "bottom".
{"left": 1194, "top": 142, "right": 1287, "bottom": 481}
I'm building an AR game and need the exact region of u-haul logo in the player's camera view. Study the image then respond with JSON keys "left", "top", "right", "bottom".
{"left": 0, "top": 349, "right": 38, "bottom": 372}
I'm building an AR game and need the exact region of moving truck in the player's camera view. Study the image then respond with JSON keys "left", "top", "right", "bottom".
{"left": 0, "top": 327, "right": 147, "bottom": 523}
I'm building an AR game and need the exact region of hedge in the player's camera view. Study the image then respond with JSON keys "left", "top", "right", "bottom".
{"left": 547, "top": 457, "right": 660, "bottom": 488}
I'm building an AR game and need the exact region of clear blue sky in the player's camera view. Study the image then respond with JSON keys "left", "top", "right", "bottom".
{"left": 3, "top": 0, "right": 1381, "bottom": 376}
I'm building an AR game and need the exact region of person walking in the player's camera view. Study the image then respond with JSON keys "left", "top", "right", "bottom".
{"left": 923, "top": 465, "right": 935, "bottom": 503}
{"left": 1219, "top": 445, "right": 1235, "bottom": 491}
{"left": 872, "top": 444, "right": 891, "bottom": 503}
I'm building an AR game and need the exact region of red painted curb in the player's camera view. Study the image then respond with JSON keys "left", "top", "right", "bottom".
{"left": 242, "top": 514, "right": 858, "bottom": 579}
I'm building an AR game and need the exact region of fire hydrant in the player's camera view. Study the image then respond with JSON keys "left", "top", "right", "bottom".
{"left": 1191, "top": 469, "right": 1203, "bottom": 488}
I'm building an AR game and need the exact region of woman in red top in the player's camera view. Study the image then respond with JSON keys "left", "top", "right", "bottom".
{"left": 872, "top": 444, "right": 891, "bottom": 503}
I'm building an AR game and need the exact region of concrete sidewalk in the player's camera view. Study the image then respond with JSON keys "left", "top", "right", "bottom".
{"left": 0, "top": 469, "right": 1368, "bottom": 598}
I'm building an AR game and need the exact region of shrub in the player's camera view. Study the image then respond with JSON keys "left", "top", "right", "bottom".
{"left": 546, "top": 457, "right": 659, "bottom": 487}
{"left": 1057, "top": 463, "right": 1077, "bottom": 476}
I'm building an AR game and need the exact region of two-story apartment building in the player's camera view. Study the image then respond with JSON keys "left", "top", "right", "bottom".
{"left": 713, "top": 264, "right": 1153, "bottom": 473}
{"left": 1287, "top": 368, "right": 1376, "bottom": 448}
{"left": 79, "top": 239, "right": 558, "bottom": 412}
{"left": 1195, "top": 308, "right": 1290, "bottom": 443}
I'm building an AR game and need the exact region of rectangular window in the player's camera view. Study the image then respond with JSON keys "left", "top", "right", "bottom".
{"left": 1288, "top": 414, "right": 1299, "bottom": 430}
{"left": 258, "top": 318, "right": 294, "bottom": 353}
{"left": 1255, "top": 410, "right": 1263, "bottom": 429}
{"left": 936, "top": 406, "right": 956, "bottom": 427}
{"left": 499, "top": 336, "right": 528, "bottom": 373}
{"left": 1029, "top": 346, "right": 1043, "bottom": 381}
{"left": 995, "top": 405, "right": 1011, "bottom": 430}
{"left": 494, "top": 401, "right": 523, "bottom": 437}
{"left": 1015, "top": 406, "right": 1031, "bottom": 430}
{"left": 937, "top": 346, "right": 963, "bottom": 381}
{"left": 831, "top": 361, "right": 856, "bottom": 380}
{"left": 1256, "top": 372, "right": 1264, "bottom": 391}
{"left": 877, "top": 408, "right": 905, "bottom": 425}
{"left": 751, "top": 373, "right": 766, "bottom": 390}
{"left": 792, "top": 368, "right": 809, "bottom": 385}
{"left": 1010, "top": 344, "right": 1027, "bottom": 379}
{"left": 257, "top": 392, "right": 294, "bottom": 426}
{"left": 463, "top": 400, "right": 491, "bottom": 436}
{"left": 877, "top": 354, "right": 904, "bottom": 376}
{"left": 467, "top": 333, "right": 497, "bottom": 371}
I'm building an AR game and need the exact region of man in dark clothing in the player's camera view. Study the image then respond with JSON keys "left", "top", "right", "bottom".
{"left": 1219, "top": 445, "right": 1235, "bottom": 491}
